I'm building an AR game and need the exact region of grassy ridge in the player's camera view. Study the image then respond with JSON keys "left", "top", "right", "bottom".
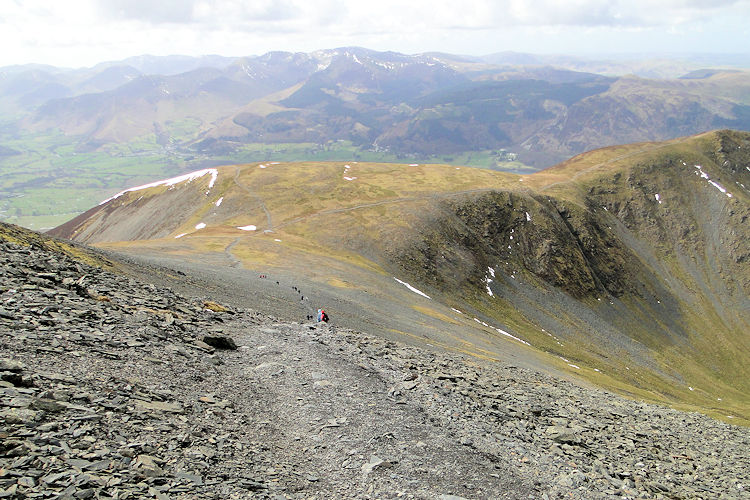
{"left": 0, "top": 127, "right": 534, "bottom": 231}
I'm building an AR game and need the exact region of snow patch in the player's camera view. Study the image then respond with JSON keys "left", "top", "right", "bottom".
{"left": 451, "top": 308, "right": 463, "bottom": 315}
{"left": 484, "top": 267, "right": 495, "bottom": 296}
{"left": 694, "top": 165, "right": 733, "bottom": 198}
{"left": 195, "top": 222, "right": 206, "bottom": 230}
{"left": 495, "top": 327, "right": 531, "bottom": 346}
{"left": 259, "top": 165, "right": 267, "bottom": 169}
{"left": 568, "top": 364, "right": 580, "bottom": 369}
{"left": 274, "top": 238, "right": 282, "bottom": 242}
{"left": 393, "top": 277, "right": 431, "bottom": 299}
{"left": 215, "top": 197, "right": 223, "bottom": 207}
{"left": 708, "top": 180, "right": 732, "bottom": 197}
{"left": 174, "top": 233, "right": 187, "bottom": 239}
{"left": 409, "top": 164, "right": 419, "bottom": 167}
{"left": 525, "top": 212, "right": 531, "bottom": 222}
{"left": 99, "top": 168, "right": 219, "bottom": 205}
{"left": 654, "top": 193, "right": 662, "bottom": 204}
{"left": 237, "top": 225, "right": 257, "bottom": 231}
{"left": 343, "top": 176, "right": 357, "bottom": 181}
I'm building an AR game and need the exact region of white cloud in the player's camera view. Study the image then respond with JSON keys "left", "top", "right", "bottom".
{"left": 1, "top": 0, "right": 748, "bottom": 67}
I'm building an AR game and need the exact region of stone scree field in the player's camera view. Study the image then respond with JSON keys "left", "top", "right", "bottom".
{"left": 1, "top": 237, "right": 749, "bottom": 499}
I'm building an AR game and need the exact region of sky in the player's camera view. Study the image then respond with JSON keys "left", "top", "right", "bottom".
{"left": 2, "top": 0, "right": 749, "bottom": 68}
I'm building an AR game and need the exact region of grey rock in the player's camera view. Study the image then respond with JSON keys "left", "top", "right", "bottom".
{"left": 0, "top": 359, "right": 24, "bottom": 372}
{"left": 202, "top": 334, "right": 237, "bottom": 350}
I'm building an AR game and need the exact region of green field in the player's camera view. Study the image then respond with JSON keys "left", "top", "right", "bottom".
{"left": 0, "top": 130, "right": 535, "bottom": 230}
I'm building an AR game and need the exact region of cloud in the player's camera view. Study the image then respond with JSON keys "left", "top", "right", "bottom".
{"left": 1, "top": 0, "right": 748, "bottom": 67}
{"left": 96, "top": 0, "right": 325, "bottom": 26}
{"left": 98, "top": 0, "right": 198, "bottom": 24}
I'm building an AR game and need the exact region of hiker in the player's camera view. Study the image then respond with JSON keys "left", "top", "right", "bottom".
{"left": 316, "top": 308, "right": 329, "bottom": 323}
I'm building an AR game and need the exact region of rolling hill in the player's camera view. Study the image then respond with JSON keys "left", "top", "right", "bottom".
{"left": 49, "top": 130, "right": 750, "bottom": 423}
{"left": 4, "top": 48, "right": 750, "bottom": 168}
{"left": 4, "top": 48, "right": 750, "bottom": 231}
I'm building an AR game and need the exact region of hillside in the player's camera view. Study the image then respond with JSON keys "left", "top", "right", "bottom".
{"left": 48, "top": 130, "right": 750, "bottom": 424}
{"left": 3, "top": 221, "right": 750, "bottom": 499}
{"left": 23, "top": 53, "right": 750, "bottom": 167}
{"left": 4, "top": 48, "right": 750, "bottom": 231}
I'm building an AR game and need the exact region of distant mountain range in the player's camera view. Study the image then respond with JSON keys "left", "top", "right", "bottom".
{"left": 3, "top": 47, "right": 750, "bottom": 168}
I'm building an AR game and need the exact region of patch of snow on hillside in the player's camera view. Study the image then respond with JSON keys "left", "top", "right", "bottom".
{"left": 484, "top": 267, "right": 495, "bottom": 296}
{"left": 393, "top": 277, "right": 431, "bottom": 299}
{"left": 526, "top": 212, "right": 531, "bottom": 221}
{"left": 344, "top": 176, "right": 357, "bottom": 181}
{"left": 655, "top": 193, "right": 662, "bottom": 204}
{"left": 694, "top": 165, "right": 733, "bottom": 198}
{"left": 495, "top": 327, "right": 531, "bottom": 346}
{"left": 99, "top": 168, "right": 219, "bottom": 205}
{"left": 195, "top": 222, "right": 206, "bottom": 230}
{"left": 174, "top": 233, "right": 186, "bottom": 239}
{"left": 451, "top": 308, "right": 463, "bottom": 314}
{"left": 409, "top": 164, "right": 419, "bottom": 167}
{"left": 270, "top": 162, "right": 280, "bottom": 165}
{"left": 215, "top": 197, "right": 223, "bottom": 207}
{"left": 274, "top": 238, "right": 282, "bottom": 242}
{"left": 237, "top": 225, "right": 257, "bottom": 231}
{"left": 259, "top": 165, "right": 267, "bottom": 169}
{"left": 568, "top": 364, "right": 580, "bottom": 369}
{"left": 708, "top": 180, "right": 732, "bottom": 197}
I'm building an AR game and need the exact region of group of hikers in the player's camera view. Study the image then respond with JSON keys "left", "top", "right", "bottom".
{"left": 265, "top": 275, "right": 329, "bottom": 323}
{"left": 306, "top": 309, "right": 329, "bottom": 322}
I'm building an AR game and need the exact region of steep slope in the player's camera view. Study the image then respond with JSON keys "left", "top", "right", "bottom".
{"left": 49, "top": 131, "right": 750, "bottom": 421}
{"left": 4, "top": 221, "right": 749, "bottom": 499}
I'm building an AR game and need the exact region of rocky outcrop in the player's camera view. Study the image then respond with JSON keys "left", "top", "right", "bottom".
{"left": 392, "top": 191, "right": 641, "bottom": 300}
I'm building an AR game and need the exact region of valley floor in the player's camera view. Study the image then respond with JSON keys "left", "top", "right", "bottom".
{"left": 2, "top": 238, "right": 750, "bottom": 499}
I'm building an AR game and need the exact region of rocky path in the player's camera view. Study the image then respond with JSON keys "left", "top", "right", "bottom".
{"left": 224, "top": 323, "right": 532, "bottom": 499}
{"left": 2, "top": 233, "right": 750, "bottom": 499}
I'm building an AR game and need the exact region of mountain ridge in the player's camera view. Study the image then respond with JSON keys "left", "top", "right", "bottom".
{"left": 48, "top": 130, "right": 750, "bottom": 423}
